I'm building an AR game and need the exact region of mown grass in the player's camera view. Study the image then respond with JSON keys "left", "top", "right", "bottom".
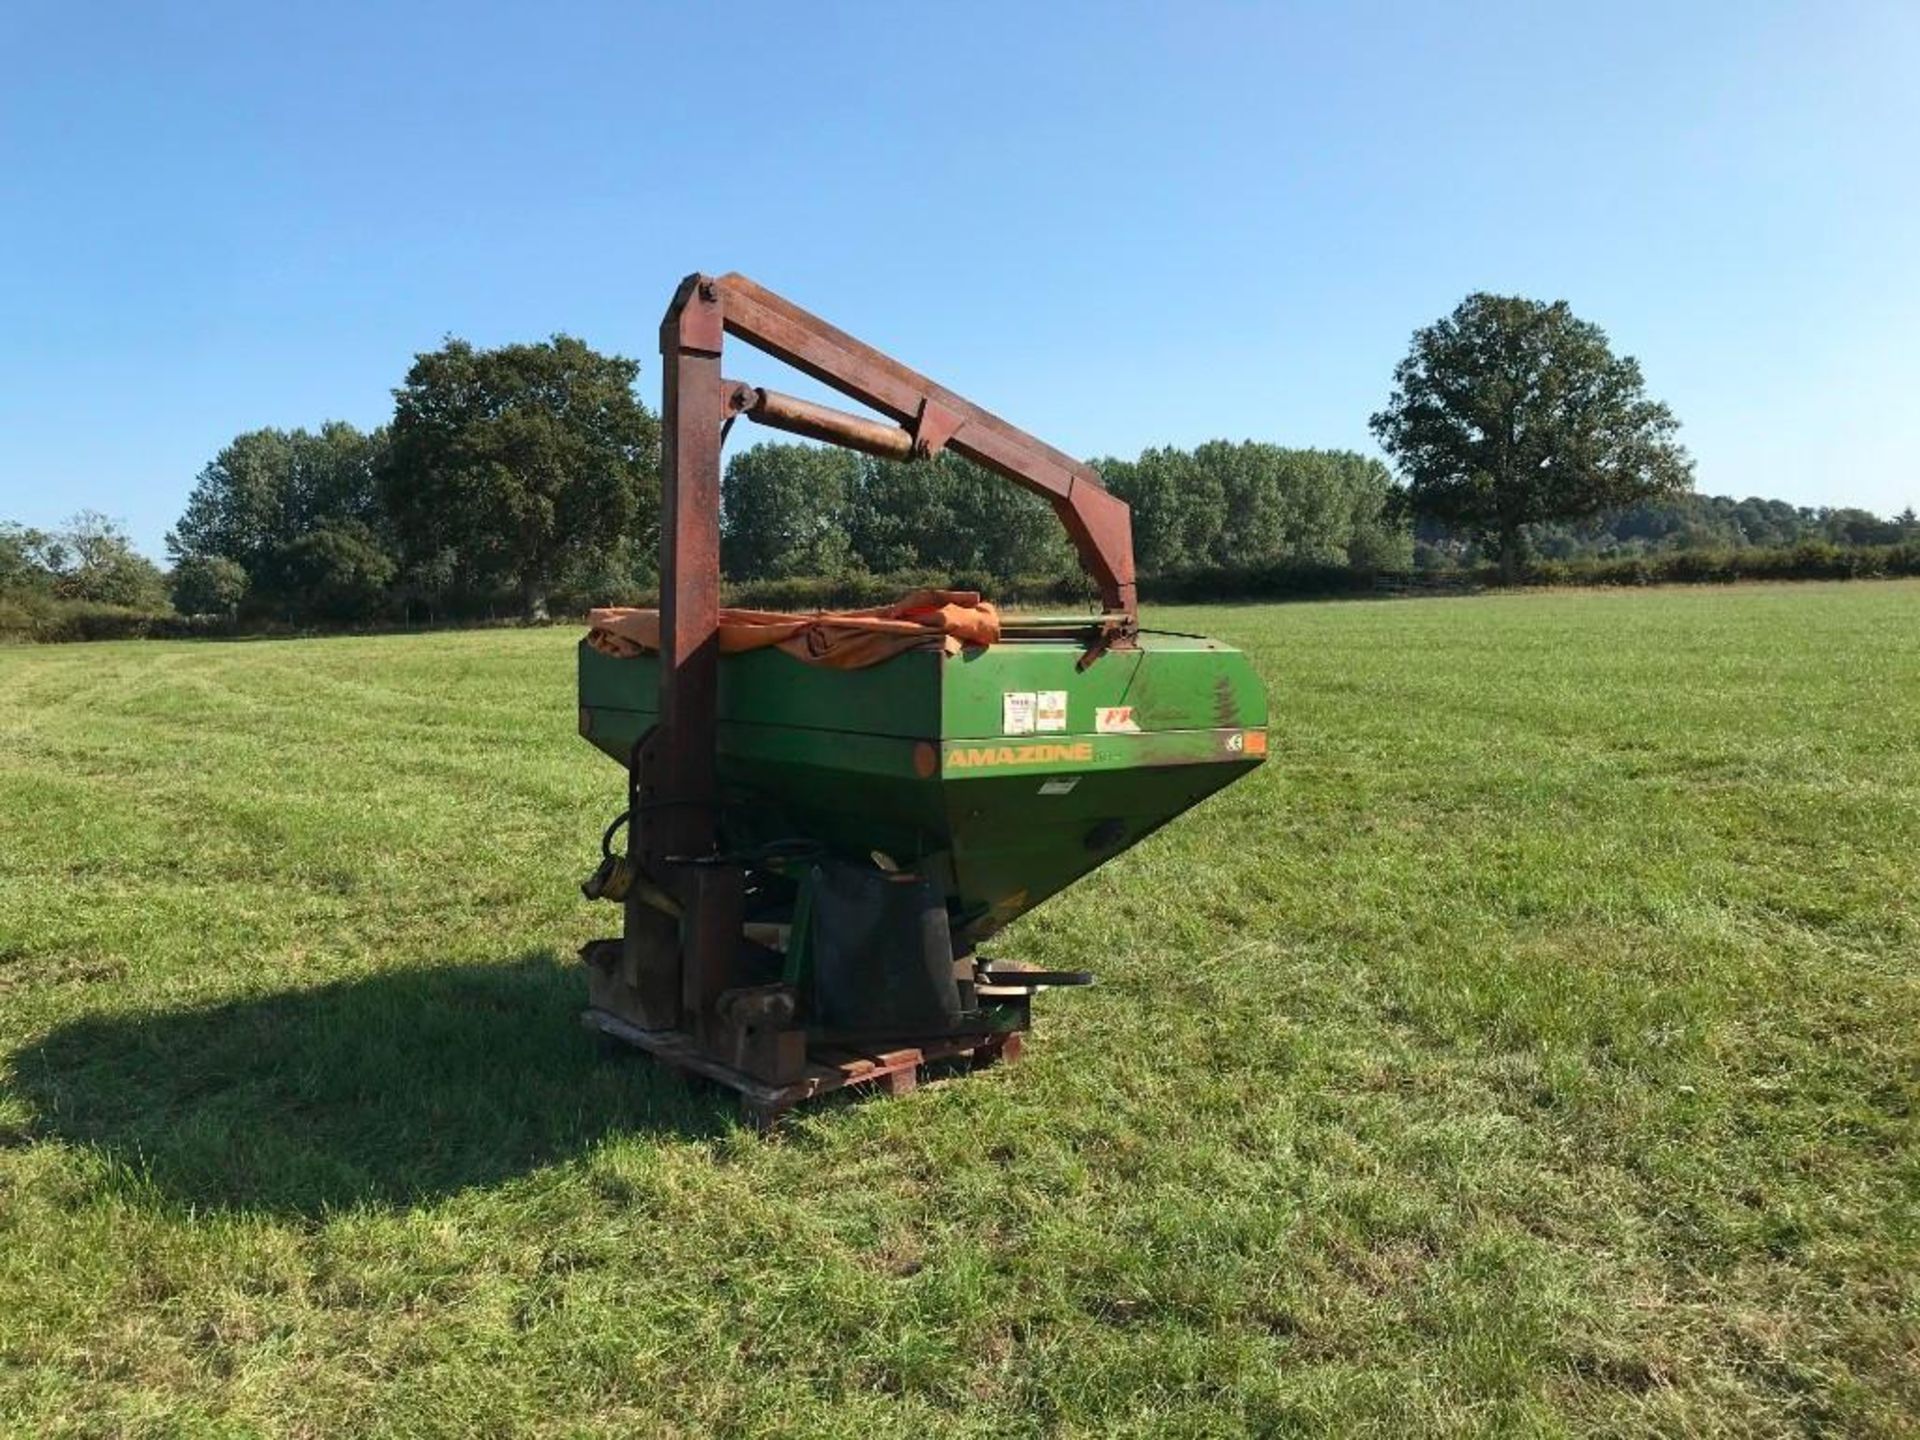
{"left": 1, "top": 582, "right": 1915, "bottom": 1438}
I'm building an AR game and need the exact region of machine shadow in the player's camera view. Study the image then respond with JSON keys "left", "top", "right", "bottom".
{"left": 11, "top": 951, "right": 733, "bottom": 1218}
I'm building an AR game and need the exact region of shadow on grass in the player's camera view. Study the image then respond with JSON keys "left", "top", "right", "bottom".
{"left": 10, "top": 951, "right": 733, "bottom": 1217}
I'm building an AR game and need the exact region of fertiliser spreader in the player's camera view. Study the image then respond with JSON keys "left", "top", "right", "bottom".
{"left": 578, "top": 274, "right": 1265, "bottom": 1124}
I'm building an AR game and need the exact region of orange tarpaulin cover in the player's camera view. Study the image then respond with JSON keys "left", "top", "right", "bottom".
{"left": 585, "top": 588, "right": 999, "bottom": 669}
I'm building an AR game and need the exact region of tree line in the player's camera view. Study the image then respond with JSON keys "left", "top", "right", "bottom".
{"left": 721, "top": 442, "right": 1409, "bottom": 584}
{"left": 1421, "top": 493, "right": 1919, "bottom": 570}
{"left": 152, "top": 332, "right": 1415, "bottom": 624}
{"left": 4, "top": 292, "right": 1917, "bottom": 639}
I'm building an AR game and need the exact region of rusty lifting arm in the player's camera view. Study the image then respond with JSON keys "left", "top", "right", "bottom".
{"left": 690, "top": 273, "right": 1138, "bottom": 622}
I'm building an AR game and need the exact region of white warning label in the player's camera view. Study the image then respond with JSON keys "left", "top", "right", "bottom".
{"left": 1002, "top": 691, "right": 1036, "bottom": 735}
{"left": 1036, "top": 690, "right": 1068, "bottom": 732}
{"left": 1096, "top": 705, "right": 1141, "bottom": 733}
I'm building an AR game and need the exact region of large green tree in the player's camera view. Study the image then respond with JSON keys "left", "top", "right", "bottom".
{"left": 168, "top": 422, "right": 392, "bottom": 619}
{"left": 1370, "top": 294, "right": 1692, "bottom": 579}
{"left": 382, "top": 335, "right": 656, "bottom": 619}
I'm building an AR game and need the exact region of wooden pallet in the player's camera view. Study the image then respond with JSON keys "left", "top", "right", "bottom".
{"left": 582, "top": 1007, "right": 1023, "bottom": 1128}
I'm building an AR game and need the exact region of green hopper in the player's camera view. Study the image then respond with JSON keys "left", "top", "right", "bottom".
{"left": 578, "top": 274, "right": 1266, "bottom": 1125}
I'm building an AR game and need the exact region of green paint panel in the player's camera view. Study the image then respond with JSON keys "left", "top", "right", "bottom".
{"left": 578, "top": 630, "right": 1266, "bottom": 946}
{"left": 578, "top": 642, "right": 942, "bottom": 740}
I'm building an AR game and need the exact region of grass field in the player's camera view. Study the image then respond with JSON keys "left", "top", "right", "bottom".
{"left": 1, "top": 582, "right": 1916, "bottom": 1438}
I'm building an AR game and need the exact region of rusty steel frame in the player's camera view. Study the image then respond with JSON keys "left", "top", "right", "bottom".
{"left": 640, "top": 271, "right": 1137, "bottom": 1087}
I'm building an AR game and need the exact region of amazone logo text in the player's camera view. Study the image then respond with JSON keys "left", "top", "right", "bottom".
{"left": 946, "top": 742, "right": 1094, "bottom": 770}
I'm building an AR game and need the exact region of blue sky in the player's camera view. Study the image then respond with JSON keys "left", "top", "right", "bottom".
{"left": 3, "top": 1, "right": 1916, "bottom": 555}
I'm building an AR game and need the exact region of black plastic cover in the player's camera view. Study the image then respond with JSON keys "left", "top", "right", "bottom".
{"left": 808, "top": 861, "right": 962, "bottom": 1035}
